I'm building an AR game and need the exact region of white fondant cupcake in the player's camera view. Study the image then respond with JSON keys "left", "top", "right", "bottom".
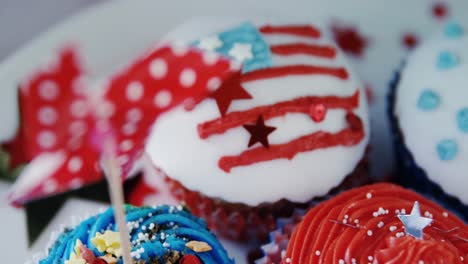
{"left": 390, "top": 20, "right": 468, "bottom": 221}
{"left": 146, "top": 18, "right": 371, "bottom": 240}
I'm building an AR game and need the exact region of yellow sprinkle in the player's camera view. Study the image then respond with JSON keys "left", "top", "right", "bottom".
{"left": 91, "top": 230, "right": 123, "bottom": 257}
{"left": 185, "top": 241, "right": 212, "bottom": 252}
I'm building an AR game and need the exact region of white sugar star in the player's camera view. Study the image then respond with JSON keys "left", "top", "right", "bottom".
{"left": 228, "top": 43, "right": 253, "bottom": 63}
{"left": 197, "top": 36, "right": 223, "bottom": 51}
{"left": 397, "top": 202, "right": 433, "bottom": 239}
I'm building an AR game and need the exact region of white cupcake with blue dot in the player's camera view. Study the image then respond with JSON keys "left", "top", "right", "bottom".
{"left": 394, "top": 19, "right": 468, "bottom": 205}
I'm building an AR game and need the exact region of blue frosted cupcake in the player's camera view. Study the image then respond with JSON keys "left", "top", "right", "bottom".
{"left": 39, "top": 205, "right": 234, "bottom": 264}
{"left": 389, "top": 20, "right": 468, "bottom": 221}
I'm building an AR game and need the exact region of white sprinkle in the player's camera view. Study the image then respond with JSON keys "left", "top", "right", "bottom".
{"left": 354, "top": 219, "right": 359, "bottom": 224}
{"left": 344, "top": 214, "right": 349, "bottom": 219}
{"left": 352, "top": 259, "right": 357, "bottom": 264}
{"left": 149, "top": 58, "right": 167, "bottom": 79}
{"left": 154, "top": 89, "right": 172, "bottom": 108}
{"left": 126, "top": 81, "right": 144, "bottom": 101}
{"left": 442, "top": 212, "right": 448, "bottom": 218}
{"left": 179, "top": 68, "right": 196, "bottom": 87}
{"left": 396, "top": 232, "right": 405, "bottom": 238}
{"left": 389, "top": 226, "right": 397, "bottom": 232}
{"left": 38, "top": 80, "right": 59, "bottom": 101}
{"left": 372, "top": 212, "right": 379, "bottom": 217}
{"left": 162, "top": 242, "right": 170, "bottom": 248}
{"left": 367, "top": 230, "right": 373, "bottom": 236}
{"left": 342, "top": 219, "right": 348, "bottom": 224}
{"left": 38, "top": 106, "right": 58, "bottom": 126}
{"left": 418, "top": 261, "right": 424, "bottom": 264}
{"left": 67, "top": 156, "right": 83, "bottom": 173}
{"left": 339, "top": 259, "right": 345, "bottom": 264}
{"left": 315, "top": 250, "right": 320, "bottom": 256}
{"left": 37, "top": 130, "right": 56, "bottom": 149}
{"left": 285, "top": 258, "right": 291, "bottom": 263}
{"left": 368, "top": 256, "right": 373, "bottom": 261}
{"left": 377, "top": 221, "right": 384, "bottom": 228}
{"left": 366, "top": 192, "right": 372, "bottom": 199}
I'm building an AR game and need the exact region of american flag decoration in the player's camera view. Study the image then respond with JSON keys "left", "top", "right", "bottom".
{"left": 7, "top": 43, "right": 238, "bottom": 205}
{"left": 192, "top": 22, "right": 366, "bottom": 173}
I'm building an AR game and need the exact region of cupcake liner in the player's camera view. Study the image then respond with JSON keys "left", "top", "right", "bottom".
{"left": 165, "top": 155, "right": 371, "bottom": 242}
{"left": 387, "top": 65, "right": 468, "bottom": 222}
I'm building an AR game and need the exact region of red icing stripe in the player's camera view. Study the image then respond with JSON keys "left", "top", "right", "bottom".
{"left": 259, "top": 24, "right": 321, "bottom": 38}
{"left": 285, "top": 183, "right": 468, "bottom": 264}
{"left": 270, "top": 43, "right": 336, "bottom": 58}
{"left": 218, "top": 113, "right": 364, "bottom": 172}
{"left": 198, "top": 91, "right": 360, "bottom": 139}
{"left": 241, "top": 65, "right": 349, "bottom": 82}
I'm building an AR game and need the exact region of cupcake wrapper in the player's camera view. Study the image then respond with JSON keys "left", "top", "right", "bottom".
{"left": 165, "top": 155, "right": 371, "bottom": 242}
{"left": 387, "top": 65, "right": 468, "bottom": 222}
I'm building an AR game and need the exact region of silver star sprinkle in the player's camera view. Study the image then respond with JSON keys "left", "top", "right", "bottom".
{"left": 397, "top": 201, "right": 433, "bottom": 239}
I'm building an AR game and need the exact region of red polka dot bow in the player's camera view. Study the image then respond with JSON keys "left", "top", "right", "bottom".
{"left": 7, "top": 44, "right": 237, "bottom": 205}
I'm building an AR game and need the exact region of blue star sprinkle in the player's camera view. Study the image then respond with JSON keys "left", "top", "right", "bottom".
{"left": 436, "top": 51, "right": 460, "bottom": 70}
{"left": 417, "top": 89, "right": 440, "bottom": 111}
{"left": 456, "top": 107, "right": 468, "bottom": 133}
{"left": 444, "top": 21, "right": 464, "bottom": 38}
{"left": 436, "top": 139, "right": 458, "bottom": 161}
{"left": 397, "top": 202, "right": 433, "bottom": 239}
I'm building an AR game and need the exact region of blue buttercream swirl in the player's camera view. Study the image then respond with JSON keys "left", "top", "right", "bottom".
{"left": 39, "top": 205, "right": 234, "bottom": 264}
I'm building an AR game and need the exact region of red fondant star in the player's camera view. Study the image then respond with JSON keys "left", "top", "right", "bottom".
{"left": 331, "top": 23, "right": 369, "bottom": 57}
{"left": 210, "top": 71, "right": 253, "bottom": 116}
{"left": 243, "top": 115, "right": 276, "bottom": 148}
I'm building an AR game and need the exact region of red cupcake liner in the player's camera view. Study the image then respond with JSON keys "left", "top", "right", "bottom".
{"left": 165, "top": 153, "right": 371, "bottom": 242}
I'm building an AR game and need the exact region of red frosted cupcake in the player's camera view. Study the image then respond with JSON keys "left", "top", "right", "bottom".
{"left": 257, "top": 183, "right": 468, "bottom": 264}
{"left": 145, "top": 18, "right": 370, "bottom": 241}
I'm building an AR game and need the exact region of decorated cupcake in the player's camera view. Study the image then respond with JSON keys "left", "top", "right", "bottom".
{"left": 38, "top": 205, "right": 234, "bottom": 264}
{"left": 145, "top": 18, "right": 370, "bottom": 240}
{"left": 257, "top": 183, "right": 468, "bottom": 264}
{"left": 389, "top": 20, "right": 468, "bottom": 220}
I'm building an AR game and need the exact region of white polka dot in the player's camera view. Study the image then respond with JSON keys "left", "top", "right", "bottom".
{"left": 202, "top": 51, "right": 219, "bottom": 65}
{"left": 126, "top": 81, "right": 144, "bottom": 101}
{"left": 149, "top": 58, "right": 167, "bottom": 79}
{"left": 38, "top": 80, "right": 59, "bottom": 101}
{"left": 170, "top": 42, "right": 188, "bottom": 56}
{"left": 68, "top": 156, "right": 83, "bottom": 173}
{"left": 122, "top": 123, "right": 137, "bottom": 135}
{"left": 38, "top": 107, "right": 58, "bottom": 125}
{"left": 69, "top": 178, "right": 84, "bottom": 190}
{"left": 37, "top": 131, "right": 56, "bottom": 149}
{"left": 120, "top": 140, "right": 133, "bottom": 152}
{"left": 126, "top": 108, "right": 143, "bottom": 123}
{"left": 207, "top": 77, "right": 221, "bottom": 91}
{"left": 179, "top": 68, "right": 196, "bottom": 87}
{"left": 67, "top": 137, "right": 83, "bottom": 151}
{"left": 70, "top": 100, "right": 88, "bottom": 118}
{"left": 118, "top": 155, "right": 130, "bottom": 165}
{"left": 69, "top": 121, "right": 88, "bottom": 137}
{"left": 154, "top": 90, "right": 172, "bottom": 108}
{"left": 96, "top": 101, "right": 115, "bottom": 118}
{"left": 43, "top": 179, "right": 58, "bottom": 194}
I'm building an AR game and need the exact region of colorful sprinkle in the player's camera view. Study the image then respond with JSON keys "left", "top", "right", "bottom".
{"left": 436, "top": 51, "right": 459, "bottom": 70}
{"left": 436, "top": 139, "right": 458, "bottom": 161}
{"left": 456, "top": 107, "right": 468, "bottom": 133}
{"left": 444, "top": 21, "right": 464, "bottom": 38}
{"left": 417, "top": 90, "right": 440, "bottom": 111}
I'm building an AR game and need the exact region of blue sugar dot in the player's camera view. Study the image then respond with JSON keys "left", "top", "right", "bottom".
{"left": 456, "top": 107, "right": 468, "bottom": 133}
{"left": 436, "top": 51, "right": 460, "bottom": 70}
{"left": 444, "top": 21, "right": 464, "bottom": 38}
{"left": 436, "top": 139, "right": 458, "bottom": 161}
{"left": 417, "top": 89, "right": 440, "bottom": 111}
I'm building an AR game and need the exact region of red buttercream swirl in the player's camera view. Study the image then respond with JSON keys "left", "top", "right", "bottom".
{"left": 285, "top": 183, "right": 468, "bottom": 264}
